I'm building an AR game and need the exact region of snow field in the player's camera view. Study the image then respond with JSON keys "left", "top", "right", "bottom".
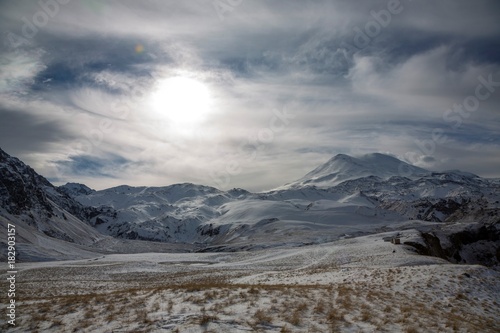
{"left": 2, "top": 231, "right": 499, "bottom": 332}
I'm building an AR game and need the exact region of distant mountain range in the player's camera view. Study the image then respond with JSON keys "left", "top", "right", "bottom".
{"left": 1, "top": 147, "right": 499, "bottom": 263}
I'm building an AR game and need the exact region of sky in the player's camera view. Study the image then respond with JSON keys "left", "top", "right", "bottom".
{"left": 1, "top": 0, "right": 499, "bottom": 192}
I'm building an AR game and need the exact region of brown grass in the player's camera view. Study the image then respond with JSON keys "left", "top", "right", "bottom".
{"left": 280, "top": 324, "right": 292, "bottom": 333}
{"left": 254, "top": 309, "right": 273, "bottom": 325}
{"left": 314, "top": 299, "right": 326, "bottom": 314}
{"left": 199, "top": 314, "right": 219, "bottom": 326}
{"left": 10, "top": 267, "right": 500, "bottom": 333}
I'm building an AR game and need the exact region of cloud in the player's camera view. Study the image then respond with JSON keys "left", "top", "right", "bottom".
{"left": 0, "top": 49, "right": 45, "bottom": 94}
{"left": 1, "top": 0, "right": 499, "bottom": 191}
{"left": 0, "top": 107, "right": 75, "bottom": 154}
{"left": 55, "top": 154, "right": 131, "bottom": 178}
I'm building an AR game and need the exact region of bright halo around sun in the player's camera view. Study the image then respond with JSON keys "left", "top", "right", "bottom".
{"left": 149, "top": 76, "right": 212, "bottom": 131}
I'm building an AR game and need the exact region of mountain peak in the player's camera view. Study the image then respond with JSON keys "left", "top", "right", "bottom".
{"left": 331, "top": 153, "right": 351, "bottom": 159}
{"left": 58, "top": 183, "right": 95, "bottom": 197}
{"left": 289, "top": 152, "right": 429, "bottom": 188}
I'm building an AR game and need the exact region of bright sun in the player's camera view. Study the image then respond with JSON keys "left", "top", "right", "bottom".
{"left": 149, "top": 76, "right": 211, "bottom": 129}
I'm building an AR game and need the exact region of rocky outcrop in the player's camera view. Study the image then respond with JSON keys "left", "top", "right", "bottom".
{"left": 405, "top": 222, "right": 500, "bottom": 268}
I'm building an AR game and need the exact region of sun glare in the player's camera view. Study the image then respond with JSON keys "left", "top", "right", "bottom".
{"left": 149, "top": 76, "right": 211, "bottom": 130}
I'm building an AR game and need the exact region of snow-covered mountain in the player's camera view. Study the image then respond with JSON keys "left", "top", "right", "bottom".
{"left": 1, "top": 147, "right": 498, "bottom": 262}
{"left": 0, "top": 148, "right": 195, "bottom": 261}
{"left": 58, "top": 152, "right": 498, "bottom": 250}
{"left": 284, "top": 153, "right": 429, "bottom": 188}
{"left": 0, "top": 148, "right": 110, "bottom": 260}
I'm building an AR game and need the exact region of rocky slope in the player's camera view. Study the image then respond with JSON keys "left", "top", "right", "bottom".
{"left": 0, "top": 148, "right": 109, "bottom": 260}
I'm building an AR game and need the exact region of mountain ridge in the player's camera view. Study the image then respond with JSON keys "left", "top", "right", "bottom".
{"left": 1, "top": 147, "right": 498, "bottom": 262}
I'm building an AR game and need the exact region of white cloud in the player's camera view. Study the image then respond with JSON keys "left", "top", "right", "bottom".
{"left": 0, "top": 50, "right": 45, "bottom": 94}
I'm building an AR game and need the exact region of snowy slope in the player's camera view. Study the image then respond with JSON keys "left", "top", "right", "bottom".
{"left": 67, "top": 179, "right": 414, "bottom": 247}
{"left": 68, "top": 183, "right": 232, "bottom": 243}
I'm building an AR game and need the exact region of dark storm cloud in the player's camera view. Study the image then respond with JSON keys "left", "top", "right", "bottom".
{"left": 56, "top": 154, "right": 130, "bottom": 178}
{"left": 0, "top": 108, "right": 75, "bottom": 154}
